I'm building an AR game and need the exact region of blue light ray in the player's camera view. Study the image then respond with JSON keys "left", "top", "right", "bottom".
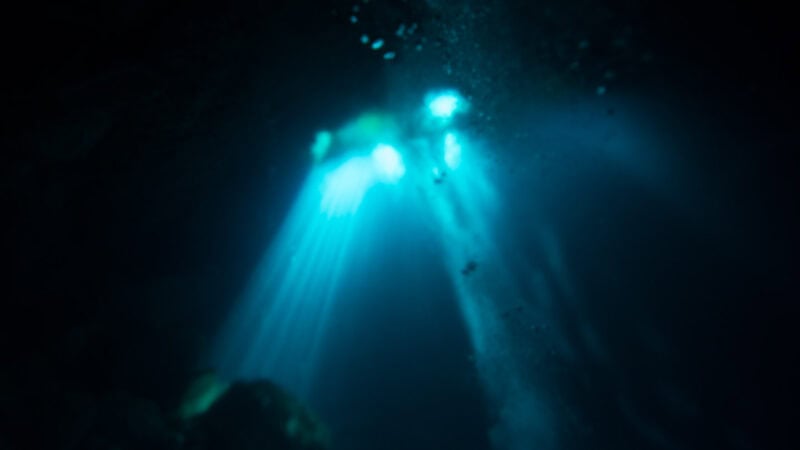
{"left": 320, "top": 145, "right": 406, "bottom": 217}
{"left": 211, "top": 165, "right": 366, "bottom": 398}
{"left": 444, "top": 132, "right": 462, "bottom": 170}
{"left": 321, "top": 156, "right": 375, "bottom": 217}
{"left": 426, "top": 90, "right": 463, "bottom": 119}
{"left": 412, "top": 132, "right": 556, "bottom": 448}
{"left": 211, "top": 89, "right": 553, "bottom": 447}
{"left": 371, "top": 144, "right": 405, "bottom": 182}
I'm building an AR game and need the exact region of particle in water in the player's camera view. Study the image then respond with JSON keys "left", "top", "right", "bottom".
{"left": 360, "top": 34, "right": 369, "bottom": 44}
{"left": 461, "top": 260, "right": 478, "bottom": 276}
{"left": 596, "top": 85, "right": 607, "bottom": 96}
{"left": 371, "top": 39, "right": 384, "bottom": 50}
{"left": 383, "top": 51, "right": 396, "bottom": 60}
{"left": 349, "top": 15, "right": 358, "bottom": 24}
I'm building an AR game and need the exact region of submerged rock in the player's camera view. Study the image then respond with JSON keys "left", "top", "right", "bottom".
{"left": 187, "top": 380, "right": 329, "bottom": 450}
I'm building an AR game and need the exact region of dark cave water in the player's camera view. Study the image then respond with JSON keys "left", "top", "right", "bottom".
{"left": 2, "top": 1, "right": 796, "bottom": 450}
{"left": 207, "top": 84, "right": 795, "bottom": 450}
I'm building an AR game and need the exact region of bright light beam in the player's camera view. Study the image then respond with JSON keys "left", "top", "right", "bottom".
{"left": 210, "top": 141, "right": 407, "bottom": 399}
{"left": 426, "top": 90, "right": 464, "bottom": 119}
{"left": 212, "top": 90, "right": 553, "bottom": 450}
{"left": 320, "top": 144, "right": 406, "bottom": 217}
{"left": 371, "top": 144, "right": 405, "bottom": 182}
{"left": 210, "top": 165, "right": 365, "bottom": 400}
{"left": 416, "top": 129, "right": 554, "bottom": 449}
{"left": 321, "top": 156, "right": 375, "bottom": 217}
{"left": 444, "top": 132, "right": 462, "bottom": 170}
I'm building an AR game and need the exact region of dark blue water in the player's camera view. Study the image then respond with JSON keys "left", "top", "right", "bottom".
{"left": 3, "top": 1, "right": 796, "bottom": 450}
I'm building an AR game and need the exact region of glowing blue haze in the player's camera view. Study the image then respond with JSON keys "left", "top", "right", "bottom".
{"left": 212, "top": 87, "right": 556, "bottom": 449}
{"left": 371, "top": 144, "right": 405, "bottom": 182}
{"left": 444, "top": 132, "right": 462, "bottom": 170}
{"left": 320, "top": 144, "right": 405, "bottom": 217}
{"left": 427, "top": 91, "right": 463, "bottom": 118}
{"left": 321, "top": 156, "right": 375, "bottom": 217}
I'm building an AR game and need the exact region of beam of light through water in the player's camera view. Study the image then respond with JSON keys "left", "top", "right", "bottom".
{"left": 321, "top": 156, "right": 375, "bottom": 217}
{"left": 427, "top": 91, "right": 461, "bottom": 118}
{"left": 211, "top": 138, "right": 407, "bottom": 399}
{"left": 321, "top": 144, "right": 406, "bottom": 217}
{"left": 211, "top": 88, "right": 552, "bottom": 449}
{"left": 371, "top": 144, "right": 406, "bottom": 182}
{"left": 444, "top": 131, "right": 462, "bottom": 170}
{"left": 425, "top": 90, "right": 468, "bottom": 123}
{"left": 417, "top": 139, "right": 555, "bottom": 449}
{"left": 210, "top": 154, "right": 406, "bottom": 398}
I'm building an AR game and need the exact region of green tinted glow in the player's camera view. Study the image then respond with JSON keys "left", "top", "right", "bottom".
{"left": 311, "top": 130, "right": 333, "bottom": 162}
